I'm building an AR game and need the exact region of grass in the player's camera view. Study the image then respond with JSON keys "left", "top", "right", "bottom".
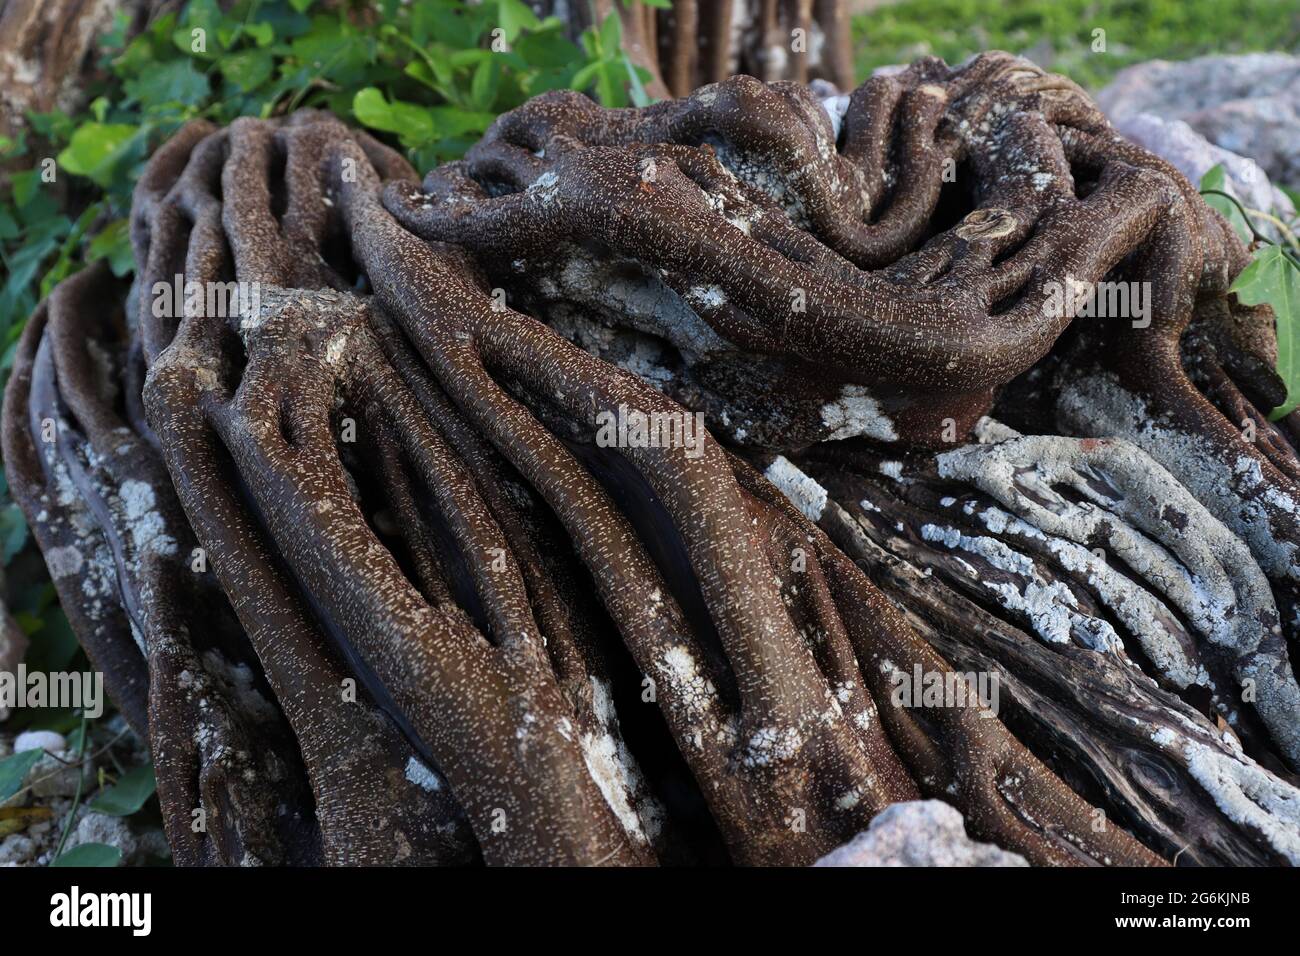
{"left": 852, "top": 0, "right": 1300, "bottom": 89}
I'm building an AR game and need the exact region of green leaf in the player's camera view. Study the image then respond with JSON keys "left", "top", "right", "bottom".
{"left": 1199, "top": 164, "right": 1252, "bottom": 243}
{"left": 570, "top": 61, "right": 602, "bottom": 93}
{"left": 596, "top": 62, "right": 625, "bottom": 108}
{"left": 88, "top": 219, "right": 134, "bottom": 277}
{"left": 245, "top": 21, "right": 275, "bottom": 47}
{"left": 57, "top": 123, "right": 140, "bottom": 188}
{"left": 624, "top": 53, "right": 651, "bottom": 108}
{"left": 50, "top": 843, "right": 122, "bottom": 867}
{"left": 124, "top": 59, "right": 210, "bottom": 109}
{"left": 89, "top": 764, "right": 157, "bottom": 817}
{"left": 599, "top": 11, "right": 622, "bottom": 55}
{"left": 512, "top": 27, "right": 581, "bottom": 70}
{"left": 469, "top": 58, "right": 501, "bottom": 112}
{"left": 11, "top": 169, "right": 41, "bottom": 208}
{"left": 0, "top": 749, "right": 43, "bottom": 802}
{"left": 222, "top": 49, "right": 275, "bottom": 92}
{"left": 498, "top": 0, "right": 541, "bottom": 42}
{"left": 352, "top": 88, "right": 436, "bottom": 147}
{"left": 1230, "top": 244, "right": 1300, "bottom": 419}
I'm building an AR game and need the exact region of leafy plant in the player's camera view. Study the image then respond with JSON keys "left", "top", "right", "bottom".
{"left": 0, "top": 2, "right": 657, "bottom": 569}
{"left": 1199, "top": 164, "right": 1300, "bottom": 419}
{"left": 89, "top": 763, "right": 158, "bottom": 817}
{"left": 0, "top": 749, "right": 44, "bottom": 802}
{"left": 50, "top": 843, "right": 122, "bottom": 867}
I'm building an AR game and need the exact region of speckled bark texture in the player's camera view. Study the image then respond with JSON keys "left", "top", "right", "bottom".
{"left": 3, "top": 52, "right": 1297, "bottom": 867}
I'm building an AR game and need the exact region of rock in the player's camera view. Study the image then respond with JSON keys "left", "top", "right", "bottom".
{"left": 13, "top": 730, "right": 66, "bottom": 753}
{"left": 813, "top": 800, "right": 1029, "bottom": 867}
{"left": 1113, "top": 113, "right": 1294, "bottom": 236}
{"left": 67, "top": 811, "right": 169, "bottom": 866}
{"left": 0, "top": 833, "right": 36, "bottom": 866}
{"left": 25, "top": 750, "right": 91, "bottom": 799}
{"left": 1098, "top": 54, "right": 1300, "bottom": 189}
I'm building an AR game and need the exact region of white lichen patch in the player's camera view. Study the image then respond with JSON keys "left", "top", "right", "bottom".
{"left": 119, "top": 480, "right": 178, "bottom": 559}
{"left": 741, "top": 724, "right": 802, "bottom": 768}
{"left": 1151, "top": 727, "right": 1300, "bottom": 863}
{"left": 404, "top": 756, "right": 443, "bottom": 792}
{"left": 44, "top": 545, "right": 84, "bottom": 578}
{"left": 764, "top": 455, "right": 828, "bottom": 522}
{"left": 819, "top": 385, "right": 898, "bottom": 441}
{"left": 579, "top": 678, "right": 664, "bottom": 846}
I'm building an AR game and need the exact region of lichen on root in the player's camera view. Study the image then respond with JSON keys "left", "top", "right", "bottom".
{"left": 3, "top": 52, "right": 1297, "bottom": 867}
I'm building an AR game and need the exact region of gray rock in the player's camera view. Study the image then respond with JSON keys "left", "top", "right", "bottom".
{"left": 25, "top": 749, "right": 92, "bottom": 799}
{"left": 1113, "top": 113, "right": 1294, "bottom": 236}
{"left": 67, "top": 811, "right": 169, "bottom": 866}
{"left": 0, "top": 833, "right": 36, "bottom": 866}
{"left": 813, "top": 800, "right": 1029, "bottom": 867}
{"left": 1098, "top": 53, "right": 1300, "bottom": 189}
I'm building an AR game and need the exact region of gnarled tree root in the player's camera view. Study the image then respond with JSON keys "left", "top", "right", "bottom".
{"left": 8, "top": 51, "right": 1299, "bottom": 867}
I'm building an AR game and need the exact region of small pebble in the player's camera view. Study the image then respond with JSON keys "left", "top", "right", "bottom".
{"left": 13, "top": 730, "right": 66, "bottom": 753}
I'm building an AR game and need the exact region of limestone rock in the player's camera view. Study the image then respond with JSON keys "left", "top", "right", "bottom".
{"left": 813, "top": 800, "right": 1030, "bottom": 867}
{"left": 1098, "top": 54, "right": 1300, "bottom": 189}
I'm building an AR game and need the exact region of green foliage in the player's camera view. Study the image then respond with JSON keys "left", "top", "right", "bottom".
{"left": 1198, "top": 165, "right": 1300, "bottom": 420}
{"left": 50, "top": 843, "right": 122, "bottom": 867}
{"left": 0, "top": 0, "right": 660, "bottom": 576}
{"left": 853, "top": 0, "right": 1300, "bottom": 91}
{"left": 89, "top": 764, "right": 158, "bottom": 817}
{"left": 1199, "top": 164, "right": 1254, "bottom": 242}
{"left": 0, "top": 0, "right": 659, "bottom": 379}
{"left": 0, "top": 749, "right": 44, "bottom": 802}
{"left": 1233, "top": 245, "right": 1300, "bottom": 418}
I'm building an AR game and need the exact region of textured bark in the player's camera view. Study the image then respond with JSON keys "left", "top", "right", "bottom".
{"left": 5, "top": 52, "right": 1299, "bottom": 867}
{"left": 534, "top": 0, "right": 854, "bottom": 98}
{"left": 0, "top": 0, "right": 173, "bottom": 146}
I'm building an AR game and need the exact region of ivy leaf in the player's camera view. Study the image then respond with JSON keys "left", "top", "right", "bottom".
{"left": 245, "top": 21, "right": 275, "bottom": 48}
{"left": 50, "top": 843, "right": 122, "bottom": 867}
{"left": 512, "top": 27, "right": 581, "bottom": 70}
{"left": 469, "top": 58, "right": 501, "bottom": 112}
{"left": 1199, "top": 164, "right": 1252, "bottom": 243}
{"left": 125, "top": 59, "right": 211, "bottom": 110}
{"left": 89, "top": 764, "right": 157, "bottom": 817}
{"left": 352, "top": 88, "right": 436, "bottom": 147}
{"left": 0, "top": 750, "right": 43, "bottom": 802}
{"left": 1231, "top": 244, "right": 1300, "bottom": 419}
{"left": 57, "top": 123, "right": 140, "bottom": 188}
{"left": 222, "top": 49, "right": 275, "bottom": 93}
{"left": 88, "top": 219, "right": 134, "bottom": 277}
{"left": 498, "top": 0, "right": 540, "bottom": 43}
